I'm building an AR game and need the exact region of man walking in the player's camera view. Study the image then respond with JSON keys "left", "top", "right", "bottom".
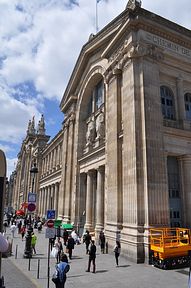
{"left": 86, "top": 240, "right": 96, "bottom": 273}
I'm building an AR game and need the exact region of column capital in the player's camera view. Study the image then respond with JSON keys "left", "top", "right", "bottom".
{"left": 97, "top": 166, "right": 105, "bottom": 173}
{"left": 178, "top": 154, "right": 191, "bottom": 162}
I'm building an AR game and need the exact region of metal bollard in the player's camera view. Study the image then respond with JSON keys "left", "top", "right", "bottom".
{"left": 15, "top": 244, "right": 18, "bottom": 259}
{"left": 28, "top": 257, "right": 31, "bottom": 271}
{"left": 106, "top": 241, "right": 108, "bottom": 254}
{"left": 37, "top": 259, "right": 40, "bottom": 279}
{"left": 10, "top": 239, "right": 13, "bottom": 256}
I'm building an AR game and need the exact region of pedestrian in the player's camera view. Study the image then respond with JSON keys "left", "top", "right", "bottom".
{"left": 66, "top": 235, "right": 75, "bottom": 260}
{"left": 50, "top": 235, "right": 56, "bottom": 250}
{"left": 31, "top": 232, "right": 37, "bottom": 254}
{"left": 113, "top": 240, "right": 121, "bottom": 267}
{"left": 63, "top": 229, "right": 69, "bottom": 246}
{"left": 52, "top": 253, "right": 70, "bottom": 288}
{"left": 37, "top": 221, "right": 42, "bottom": 232}
{"left": 17, "top": 220, "right": 22, "bottom": 234}
{"left": 86, "top": 240, "right": 96, "bottom": 273}
{"left": 10, "top": 223, "right": 16, "bottom": 238}
{"left": 20, "top": 225, "right": 26, "bottom": 241}
{"left": 99, "top": 230, "right": 105, "bottom": 253}
{"left": 83, "top": 230, "right": 91, "bottom": 254}
{"left": 55, "top": 237, "right": 63, "bottom": 263}
{"left": 3, "top": 221, "right": 8, "bottom": 233}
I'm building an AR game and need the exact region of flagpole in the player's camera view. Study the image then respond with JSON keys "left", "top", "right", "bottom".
{"left": 96, "top": 0, "right": 98, "bottom": 33}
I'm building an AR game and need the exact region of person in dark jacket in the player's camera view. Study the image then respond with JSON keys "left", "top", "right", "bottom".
{"left": 86, "top": 240, "right": 96, "bottom": 273}
{"left": 83, "top": 230, "right": 91, "bottom": 254}
{"left": 99, "top": 230, "right": 106, "bottom": 254}
{"left": 63, "top": 229, "right": 69, "bottom": 246}
{"left": 66, "top": 235, "right": 75, "bottom": 259}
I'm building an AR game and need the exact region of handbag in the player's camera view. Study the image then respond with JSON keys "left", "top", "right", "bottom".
{"left": 52, "top": 269, "right": 60, "bottom": 284}
{"left": 51, "top": 247, "right": 58, "bottom": 258}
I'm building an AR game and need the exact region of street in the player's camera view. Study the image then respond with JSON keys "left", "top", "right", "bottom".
{"left": 1, "top": 226, "right": 190, "bottom": 288}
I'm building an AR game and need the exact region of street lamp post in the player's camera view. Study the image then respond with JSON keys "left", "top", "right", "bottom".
{"left": 23, "top": 163, "right": 38, "bottom": 258}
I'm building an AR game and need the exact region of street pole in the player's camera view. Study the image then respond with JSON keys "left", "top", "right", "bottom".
{"left": 23, "top": 163, "right": 38, "bottom": 258}
{"left": 0, "top": 150, "right": 6, "bottom": 288}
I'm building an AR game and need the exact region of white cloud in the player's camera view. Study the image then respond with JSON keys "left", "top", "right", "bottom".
{"left": 0, "top": 0, "right": 191, "bottom": 177}
{"left": 6, "top": 157, "right": 17, "bottom": 178}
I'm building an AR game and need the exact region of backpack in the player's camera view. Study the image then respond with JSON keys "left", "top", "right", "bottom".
{"left": 57, "top": 262, "right": 70, "bottom": 283}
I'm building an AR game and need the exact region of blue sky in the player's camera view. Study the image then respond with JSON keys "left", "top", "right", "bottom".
{"left": 0, "top": 0, "right": 191, "bottom": 177}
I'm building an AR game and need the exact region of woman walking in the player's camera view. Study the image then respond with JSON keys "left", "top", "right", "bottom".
{"left": 113, "top": 240, "right": 121, "bottom": 267}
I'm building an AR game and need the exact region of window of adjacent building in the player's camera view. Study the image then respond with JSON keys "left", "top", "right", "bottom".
{"left": 184, "top": 93, "right": 191, "bottom": 120}
{"left": 160, "top": 86, "right": 175, "bottom": 120}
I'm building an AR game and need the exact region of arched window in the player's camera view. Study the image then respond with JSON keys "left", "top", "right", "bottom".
{"left": 87, "top": 80, "right": 104, "bottom": 117}
{"left": 160, "top": 86, "right": 175, "bottom": 120}
{"left": 184, "top": 93, "right": 191, "bottom": 120}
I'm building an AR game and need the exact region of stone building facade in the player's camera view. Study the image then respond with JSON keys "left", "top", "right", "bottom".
{"left": 12, "top": 1, "right": 191, "bottom": 263}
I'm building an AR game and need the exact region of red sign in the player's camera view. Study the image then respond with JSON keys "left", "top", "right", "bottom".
{"left": 27, "top": 203, "right": 36, "bottom": 212}
{"left": 47, "top": 219, "right": 54, "bottom": 228}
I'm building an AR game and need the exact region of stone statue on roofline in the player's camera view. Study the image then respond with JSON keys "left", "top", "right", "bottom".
{"left": 27, "top": 116, "right": 36, "bottom": 135}
{"left": 37, "top": 114, "right": 46, "bottom": 135}
{"left": 126, "top": 0, "right": 142, "bottom": 10}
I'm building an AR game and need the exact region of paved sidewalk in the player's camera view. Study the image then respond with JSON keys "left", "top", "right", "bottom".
{"left": 1, "top": 227, "right": 190, "bottom": 288}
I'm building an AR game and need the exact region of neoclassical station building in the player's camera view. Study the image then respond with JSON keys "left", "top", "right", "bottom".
{"left": 12, "top": 0, "right": 191, "bottom": 263}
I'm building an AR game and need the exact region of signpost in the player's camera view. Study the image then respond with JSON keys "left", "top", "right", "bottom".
{"left": 46, "top": 208, "right": 55, "bottom": 288}
{"left": 27, "top": 203, "right": 36, "bottom": 212}
{"left": 28, "top": 192, "right": 37, "bottom": 203}
{"left": 46, "top": 219, "right": 54, "bottom": 228}
{"left": 45, "top": 228, "right": 55, "bottom": 239}
{"left": 47, "top": 210, "right": 56, "bottom": 220}
{"left": 0, "top": 150, "right": 6, "bottom": 288}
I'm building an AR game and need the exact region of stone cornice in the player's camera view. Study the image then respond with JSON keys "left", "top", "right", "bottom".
{"left": 104, "top": 42, "right": 164, "bottom": 83}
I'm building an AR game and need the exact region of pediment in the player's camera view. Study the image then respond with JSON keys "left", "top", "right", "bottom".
{"left": 60, "top": 10, "right": 130, "bottom": 112}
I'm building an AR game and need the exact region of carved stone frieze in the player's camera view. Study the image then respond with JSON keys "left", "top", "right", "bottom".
{"left": 109, "top": 39, "right": 129, "bottom": 64}
{"left": 63, "top": 112, "right": 76, "bottom": 130}
{"left": 127, "top": 43, "right": 164, "bottom": 61}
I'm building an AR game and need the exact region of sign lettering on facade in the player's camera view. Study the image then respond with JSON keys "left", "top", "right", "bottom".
{"left": 143, "top": 32, "right": 191, "bottom": 58}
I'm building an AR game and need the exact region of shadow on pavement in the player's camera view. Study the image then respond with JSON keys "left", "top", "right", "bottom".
{"left": 95, "top": 269, "right": 108, "bottom": 273}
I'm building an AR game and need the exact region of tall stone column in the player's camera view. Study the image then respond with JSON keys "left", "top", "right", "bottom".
{"left": 38, "top": 189, "right": 42, "bottom": 216}
{"left": 64, "top": 115, "right": 75, "bottom": 223}
{"left": 105, "top": 69, "right": 123, "bottom": 239}
{"left": 43, "top": 186, "right": 48, "bottom": 215}
{"left": 84, "top": 171, "right": 94, "bottom": 231}
{"left": 54, "top": 183, "right": 59, "bottom": 218}
{"left": 50, "top": 184, "right": 55, "bottom": 210}
{"left": 58, "top": 124, "right": 68, "bottom": 219}
{"left": 179, "top": 155, "right": 191, "bottom": 227}
{"left": 40, "top": 188, "right": 45, "bottom": 217}
{"left": 95, "top": 166, "right": 105, "bottom": 233}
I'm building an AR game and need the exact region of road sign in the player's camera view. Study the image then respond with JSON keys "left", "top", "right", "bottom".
{"left": 47, "top": 210, "right": 56, "bottom": 220}
{"left": 28, "top": 193, "right": 36, "bottom": 203}
{"left": 45, "top": 227, "right": 55, "bottom": 239}
{"left": 27, "top": 202, "right": 36, "bottom": 212}
{"left": 47, "top": 219, "right": 54, "bottom": 228}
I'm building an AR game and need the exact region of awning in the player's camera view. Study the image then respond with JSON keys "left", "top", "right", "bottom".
{"left": 16, "top": 209, "right": 25, "bottom": 216}
{"left": 54, "top": 219, "right": 62, "bottom": 228}
{"left": 61, "top": 223, "right": 73, "bottom": 229}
